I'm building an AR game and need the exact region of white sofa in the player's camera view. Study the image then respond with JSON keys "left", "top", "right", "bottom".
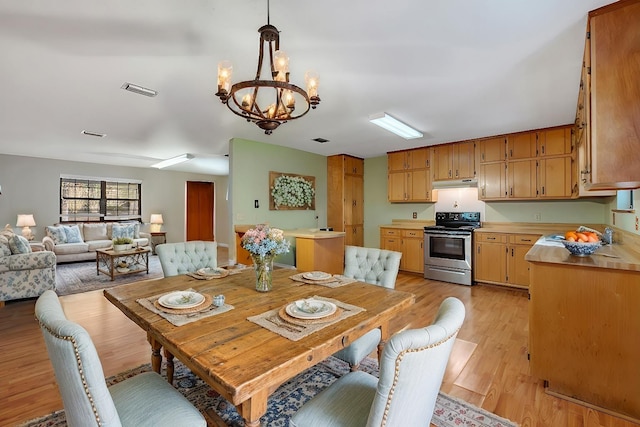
{"left": 42, "top": 222, "right": 149, "bottom": 263}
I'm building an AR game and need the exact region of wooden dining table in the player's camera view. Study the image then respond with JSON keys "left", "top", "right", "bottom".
{"left": 103, "top": 268, "right": 415, "bottom": 427}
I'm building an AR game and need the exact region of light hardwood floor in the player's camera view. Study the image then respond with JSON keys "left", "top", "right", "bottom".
{"left": 1, "top": 256, "right": 637, "bottom": 426}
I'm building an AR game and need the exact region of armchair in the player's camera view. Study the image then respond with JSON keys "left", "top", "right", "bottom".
{"left": 291, "top": 297, "right": 466, "bottom": 427}
{"left": 156, "top": 241, "right": 217, "bottom": 277}
{"left": 35, "top": 290, "right": 206, "bottom": 427}
{"left": 333, "top": 245, "right": 402, "bottom": 370}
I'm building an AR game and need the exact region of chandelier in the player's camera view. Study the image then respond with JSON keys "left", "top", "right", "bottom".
{"left": 214, "top": 1, "right": 320, "bottom": 135}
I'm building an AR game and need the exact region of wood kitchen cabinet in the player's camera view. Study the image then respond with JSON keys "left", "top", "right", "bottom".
{"left": 478, "top": 137, "right": 507, "bottom": 163}
{"left": 538, "top": 157, "right": 572, "bottom": 198}
{"left": 474, "top": 232, "right": 539, "bottom": 289}
{"left": 387, "top": 148, "right": 435, "bottom": 202}
{"left": 508, "top": 131, "right": 537, "bottom": 160}
{"left": 582, "top": 0, "right": 640, "bottom": 189}
{"left": 478, "top": 137, "right": 507, "bottom": 200}
{"left": 380, "top": 227, "right": 424, "bottom": 273}
{"left": 433, "top": 141, "right": 475, "bottom": 181}
{"left": 328, "top": 154, "right": 364, "bottom": 246}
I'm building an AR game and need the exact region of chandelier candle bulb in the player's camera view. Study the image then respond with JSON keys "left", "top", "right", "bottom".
{"left": 217, "top": 61, "right": 233, "bottom": 96}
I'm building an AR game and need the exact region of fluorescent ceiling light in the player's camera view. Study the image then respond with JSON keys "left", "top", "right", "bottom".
{"left": 151, "top": 153, "right": 194, "bottom": 169}
{"left": 121, "top": 82, "right": 158, "bottom": 97}
{"left": 369, "top": 113, "right": 423, "bottom": 139}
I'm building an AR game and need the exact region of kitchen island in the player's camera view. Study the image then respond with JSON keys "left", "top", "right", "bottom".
{"left": 525, "top": 232, "right": 640, "bottom": 423}
{"left": 235, "top": 226, "right": 346, "bottom": 274}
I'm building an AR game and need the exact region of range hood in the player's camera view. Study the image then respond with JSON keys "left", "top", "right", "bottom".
{"left": 432, "top": 178, "right": 478, "bottom": 189}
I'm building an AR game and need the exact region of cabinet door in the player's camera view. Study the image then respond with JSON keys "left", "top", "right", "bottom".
{"left": 409, "top": 169, "right": 432, "bottom": 202}
{"left": 408, "top": 147, "right": 429, "bottom": 169}
{"left": 454, "top": 141, "right": 475, "bottom": 179}
{"left": 402, "top": 238, "right": 424, "bottom": 273}
{"left": 474, "top": 241, "right": 507, "bottom": 283}
{"left": 345, "top": 225, "right": 363, "bottom": 246}
{"left": 479, "top": 162, "right": 507, "bottom": 200}
{"left": 508, "top": 160, "right": 537, "bottom": 198}
{"left": 507, "top": 245, "right": 532, "bottom": 287}
{"left": 387, "top": 152, "right": 407, "bottom": 172}
{"left": 349, "top": 174, "right": 364, "bottom": 225}
{"left": 479, "top": 137, "right": 506, "bottom": 163}
{"left": 433, "top": 145, "right": 453, "bottom": 180}
{"left": 344, "top": 156, "right": 364, "bottom": 175}
{"left": 388, "top": 171, "right": 407, "bottom": 202}
{"left": 538, "top": 157, "right": 572, "bottom": 198}
{"left": 508, "top": 132, "right": 537, "bottom": 159}
{"left": 539, "top": 127, "right": 572, "bottom": 157}
{"left": 381, "top": 236, "right": 402, "bottom": 253}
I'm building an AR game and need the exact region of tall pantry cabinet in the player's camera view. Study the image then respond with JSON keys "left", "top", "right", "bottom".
{"left": 327, "top": 155, "right": 364, "bottom": 246}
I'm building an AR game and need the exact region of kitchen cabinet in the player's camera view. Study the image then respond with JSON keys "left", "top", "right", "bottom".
{"left": 508, "top": 159, "right": 537, "bottom": 199}
{"left": 380, "top": 227, "right": 424, "bottom": 273}
{"left": 529, "top": 259, "right": 640, "bottom": 421}
{"left": 479, "top": 162, "right": 507, "bottom": 199}
{"left": 582, "top": 0, "right": 640, "bottom": 189}
{"left": 474, "top": 232, "right": 539, "bottom": 289}
{"left": 387, "top": 148, "right": 435, "bottom": 202}
{"left": 328, "top": 154, "right": 364, "bottom": 246}
{"left": 433, "top": 141, "right": 475, "bottom": 181}
{"left": 478, "top": 137, "right": 507, "bottom": 163}
{"left": 538, "top": 157, "right": 572, "bottom": 198}
{"left": 508, "top": 131, "right": 537, "bottom": 160}
{"left": 538, "top": 127, "right": 572, "bottom": 157}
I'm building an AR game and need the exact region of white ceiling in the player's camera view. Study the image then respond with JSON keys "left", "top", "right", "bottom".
{"left": 0, "top": 0, "right": 614, "bottom": 175}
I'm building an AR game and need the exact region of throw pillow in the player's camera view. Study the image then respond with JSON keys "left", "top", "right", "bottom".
{"left": 63, "top": 225, "right": 84, "bottom": 243}
{"left": 0, "top": 224, "right": 14, "bottom": 239}
{"left": 8, "top": 234, "right": 31, "bottom": 254}
{"left": 46, "top": 225, "right": 67, "bottom": 244}
{"left": 0, "top": 235, "right": 11, "bottom": 257}
{"left": 112, "top": 224, "right": 136, "bottom": 240}
{"left": 83, "top": 223, "right": 108, "bottom": 241}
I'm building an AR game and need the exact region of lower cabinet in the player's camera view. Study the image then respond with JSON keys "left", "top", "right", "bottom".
{"left": 474, "top": 232, "right": 540, "bottom": 289}
{"left": 380, "top": 228, "right": 424, "bottom": 273}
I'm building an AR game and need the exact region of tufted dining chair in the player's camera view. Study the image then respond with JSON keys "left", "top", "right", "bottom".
{"left": 291, "top": 297, "right": 465, "bottom": 427}
{"left": 333, "top": 245, "right": 402, "bottom": 370}
{"left": 156, "top": 241, "right": 217, "bottom": 277}
{"left": 35, "top": 290, "right": 206, "bottom": 427}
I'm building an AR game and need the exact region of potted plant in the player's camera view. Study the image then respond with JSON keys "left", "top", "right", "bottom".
{"left": 112, "top": 237, "right": 133, "bottom": 252}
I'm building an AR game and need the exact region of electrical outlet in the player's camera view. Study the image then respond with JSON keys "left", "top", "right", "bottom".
{"left": 412, "top": 212, "right": 417, "bottom": 219}
{"left": 534, "top": 213, "right": 541, "bottom": 221}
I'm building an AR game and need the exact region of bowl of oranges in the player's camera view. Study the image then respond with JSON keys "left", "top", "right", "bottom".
{"left": 562, "top": 229, "right": 601, "bottom": 256}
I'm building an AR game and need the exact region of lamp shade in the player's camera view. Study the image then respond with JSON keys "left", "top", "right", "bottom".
{"left": 150, "top": 214, "right": 164, "bottom": 224}
{"left": 16, "top": 214, "right": 36, "bottom": 227}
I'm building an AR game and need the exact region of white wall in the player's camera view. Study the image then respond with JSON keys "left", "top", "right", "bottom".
{"left": 0, "top": 154, "right": 230, "bottom": 246}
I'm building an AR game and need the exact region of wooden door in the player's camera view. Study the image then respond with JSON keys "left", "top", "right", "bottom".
{"left": 408, "top": 147, "right": 429, "bottom": 169}
{"left": 454, "top": 141, "right": 475, "bottom": 179}
{"left": 508, "top": 245, "right": 532, "bottom": 287}
{"left": 508, "top": 132, "right": 537, "bottom": 159}
{"left": 474, "top": 241, "right": 507, "bottom": 283}
{"left": 387, "top": 152, "right": 407, "bottom": 172}
{"left": 402, "top": 237, "right": 424, "bottom": 273}
{"left": 508, "top": 160, "right": 537, "bottom": 198}
{"left": 388, "top": 171, "right": 406, "bottom": 202}
{"left": 538, "top": 157, "right": 572, "bottom": 198}
{"left": 479, "top": 162, "right": 507, "bottom": 200}
{"left": 410, "top": 169, "right": 431, "bottom": 202}
{"left": 539, "top": 128, "right": 572, "bottom": 157}
{"left": 186, "top": 181, "right": 214, "bottom": 241}
{"left": 433, "top": 145, "right": 453, "bottom": 180}
{"left": 479, "top": 137, "right": 506, "bottom": 163}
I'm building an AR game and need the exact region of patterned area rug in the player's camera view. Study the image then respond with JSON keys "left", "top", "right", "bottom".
{"left": 55, "top": 256, "right": 164, "bottom": 296}
{"left": 19, "top": 357, "right": 518, "bottom": 427}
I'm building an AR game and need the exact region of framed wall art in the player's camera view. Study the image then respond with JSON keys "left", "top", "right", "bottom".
{"left": 269, "top": 171, "right": 315, "bottom": 210}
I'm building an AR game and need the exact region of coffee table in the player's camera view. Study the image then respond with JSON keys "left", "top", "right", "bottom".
{"left": 96, "top": 247, "right": 150, "bottom": 281}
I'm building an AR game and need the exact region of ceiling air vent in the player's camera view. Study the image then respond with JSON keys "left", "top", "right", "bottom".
{"left": 312, "top": 138, "right": 329, "bottom": 143}
{"left": 121, "top": 82, "right": 158, "bottom": 97}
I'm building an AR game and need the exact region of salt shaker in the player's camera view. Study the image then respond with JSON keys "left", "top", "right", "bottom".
{"left": 603, "top": 227, "right": 613, "bottom": 244}
{"left": 213, "top": 295, "right": 225, "bottom": 307}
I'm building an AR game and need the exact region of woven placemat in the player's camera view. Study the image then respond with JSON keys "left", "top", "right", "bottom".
{"left": 138, "top": 288, "right": 233, "bottom": 327}
{"left": 247, "top": 296, "right": 365, "bottom": 341}
{"left": 278, "top": 305, "right": 343, "bottom": 326}
{"left": 290, "top": 273, "right": 357, "bottom": 288}
{"left": 153, "top": 293, "right": 213, "bottom": 314}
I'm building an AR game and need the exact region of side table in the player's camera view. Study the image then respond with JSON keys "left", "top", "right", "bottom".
{"left": 29, "top": 242, "right": 45, "bottom": 252}
{"left": 150, "top": 231, "right": 167, "bottom": 255}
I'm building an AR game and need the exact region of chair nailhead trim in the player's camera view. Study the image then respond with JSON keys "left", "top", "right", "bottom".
{"left": 380, "top": 326, "right": 461, "bottom": 427}
{"left": 37, "top": 318, "right": 103, "bottom": 426}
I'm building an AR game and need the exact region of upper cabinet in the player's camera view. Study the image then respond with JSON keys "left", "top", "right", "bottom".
{"left": 582, "top": 0, "right": 640, "bottom": 189}
{"left": 387, "top": 148, "right": 436, "bottom": 202}
{"left": 433, "top": 141, "right": 475, "bottom": 181}
{"left": 327, "top": 155, "right": 364, "bottom": 246}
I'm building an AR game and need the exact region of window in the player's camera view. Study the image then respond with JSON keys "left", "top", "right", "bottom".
{"left": 60, "top": 176, "right": 142, "bottom": 221}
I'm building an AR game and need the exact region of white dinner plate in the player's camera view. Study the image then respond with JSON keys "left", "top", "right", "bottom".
{"left": 302, "top": 271, "right": 332, "bottom": 281}
{"left": 158, "top": 291, "right": 205, "bottom": 309}
{"left": 196, "top": 267, "right": 228, "bottom": 278}
{"left": 285, "top": 299, "right": 337, "bottom": 320}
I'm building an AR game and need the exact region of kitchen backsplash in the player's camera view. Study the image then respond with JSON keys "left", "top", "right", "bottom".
{"left": 434, "top": 188, "right": 486, "bottom": 218}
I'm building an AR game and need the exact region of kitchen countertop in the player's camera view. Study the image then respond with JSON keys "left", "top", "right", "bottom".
{"left": 475, "top": 222, "right": 604, "bottom": 235}
{"left": 234, "top": 225, "right": 345, "bottom": 239}
{"left": 525, "top": 236, "right": 640, "bottom": 272}
{"left": 380, "top": 219, "right": 435, "bottom": 230}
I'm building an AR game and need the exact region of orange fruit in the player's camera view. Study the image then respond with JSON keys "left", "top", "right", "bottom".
{"left": 566, "top": 236, "right": 576, "bottom": 242}
{"left": 587, "top": 234, "right": 598, "bottom": 242}
{"left": 576, "top": 232, "right": 588, "bottom": 242}
{"left": 565, "top": 231, "right": 577, "bottom": 240}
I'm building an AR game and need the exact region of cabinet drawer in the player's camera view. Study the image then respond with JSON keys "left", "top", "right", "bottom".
{"left": 381, "top": 228, "right": 401, "bottom": 237}
{"left": 509, "top": 234, "right": 540, "bottom": 245}
{"left": 475, "top": 233, "right": 507, "bottom": 243}
{"left": 402, "top": 229, "right": 423, "bottom": 238}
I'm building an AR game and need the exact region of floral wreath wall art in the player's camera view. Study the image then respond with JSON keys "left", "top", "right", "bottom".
{"left": 269, "top": 171, "right": 315, "bottom": 210}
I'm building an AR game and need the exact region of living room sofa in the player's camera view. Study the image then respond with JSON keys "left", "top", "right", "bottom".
{"left": 0, "top": 226, "right": 56, "bottom": 306}
{"left": 42, "top": 222, "right": 150, "bottom": 263}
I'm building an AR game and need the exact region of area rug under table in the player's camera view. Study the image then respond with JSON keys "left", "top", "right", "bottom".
{"left": 55, "top": 256, "right": 164, "bottom": 296}
{"left": 20, "top": 356, "right": 518, "bottom": 427}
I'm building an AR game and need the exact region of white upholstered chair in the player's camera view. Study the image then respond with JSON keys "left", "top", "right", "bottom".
{"left": 291, "top": 297, "right": 465, "bottom": 427}
{"left": 156, "top": 241, "right": 217, "bottom": 277}
{"left": 333, "top": 245, "right": 402, "bottom": 370}
{"left": 35, "top": 290, "right": 206, "bottom": 427}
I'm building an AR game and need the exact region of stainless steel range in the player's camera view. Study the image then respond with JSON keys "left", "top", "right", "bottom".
{"left": 424, "top": 212, "right": 481, "bottom": 286}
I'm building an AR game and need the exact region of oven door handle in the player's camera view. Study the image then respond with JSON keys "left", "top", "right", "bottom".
{"left": 426, "top": 266, "right": 468, "bottom": 275}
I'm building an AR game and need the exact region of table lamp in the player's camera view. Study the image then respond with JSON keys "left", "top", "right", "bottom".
{"left": 150, "top": 214, "right": 164, "bottom": 233}
{"left": 16, "top": 214, "right": 36, "bottom": 241}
